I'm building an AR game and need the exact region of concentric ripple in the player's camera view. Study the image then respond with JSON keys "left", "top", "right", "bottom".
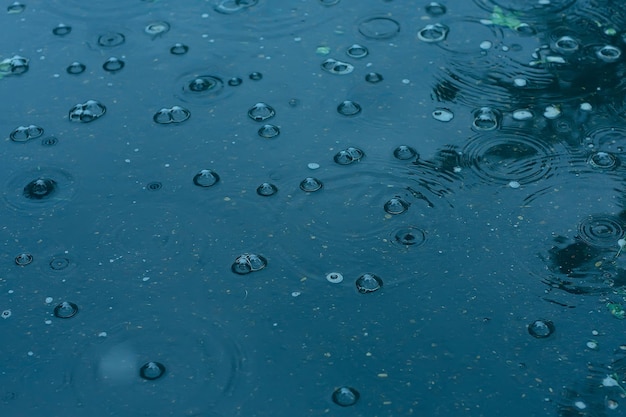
{"left": 175, "top": 72, "right": 228, "bottom": 103}
{"left": 472, "top": 0, "right": 577, "bottom": 14}
{"left": 577, "top": 214, "right": 624, "bottom": 248}
{"left": 4, "top": 167, "right": 76, "bottom": 213}
{"left": 71, "top": 315, "right": 243, "bottom": 415}
{"left": 461, "top": 130, "right": 561, "bottom": 186}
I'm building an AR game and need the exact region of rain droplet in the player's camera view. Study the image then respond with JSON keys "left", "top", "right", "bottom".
{"left": 228, "top": 77, "right": 243, "bottom": 86}
{"left": 355, "top": 273, "right": 383, "bottom": 293}
{"left": 588, "top": 151, "right": 618, "bottom": 170}
{"left": 258, "top": 124, "right": 280, "bottom": 138}
{"left": 256, "top": 182, "right": 278, "bottom": 196}
{"left": 14, "top": 253, "right": 33, "bottom": 266}
{"left": 425, "top": 2, "right": 446, "bottom": 16}
{"left": 384, "top": 196, "right": 409, "bottom": 215}
{"left": 337, "top": 100, "right": 361, "bottom": 116}
{"left": 364, "top": 72, "right": 383, "bottom": 83}
{"left": 52, "top": 24, "right": 72, "bottom": 36}
{"left": 528, "top": 319, "right": 555, "bottom": 338}
{"left": 346, "top": 44, "right": 368, "bottom": 58}
{"left": 49, "top": 257, "right": 70, "bottom": 271}
{"left": 139, "top": 361, "right": 166, "bottom": 380}
{"left": 170, "top": 43, "right": 189, "bottom": 55}
{"left": 66, "top": 62, "right": 86, "bottom": 75}
{"left": 10, "top": 125, "right": 44, "bottom": 142}
{"left": 248, "top": 102, "right": 276, "bottom": 121}
{"left": 596, "top": 45, "right": 621, "bottom": 63}
{"left": 69, "top": 100, "right": 106, "bottom": 123}
{"left": 553, "top": 36, "right": 579, "bottom": 54}
{"left": 23, "top": 178, "right": 57, "bottom": 199}
{"left": 299, "top": 177, "right": 323, "bottom": 192}
{"left": 393, "top": 145, "right": 418, "bottom": 161}
{"left": 417, "top": 23, "right": 449, "bottom": 42}
{"left": 53, "top": 301, "right": 79, "bottom": 319}
{"left": 249, "top": 71, "right": 263, "bottom": 80}
{"left": 332, "top": 386, "right": 360, "bottom": 406}
{"left": 145, "top": 21, "right": 170, "bottom": 36}
{"left": 102, "top": 57, "right": 125, "bottom": 72}
{"left": 192, "top": 169, "right": 220, "bottom": 187}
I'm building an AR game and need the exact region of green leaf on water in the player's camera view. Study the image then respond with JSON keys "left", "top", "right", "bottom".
{"left": 607, "top": 302, "right": 626, "bottom": 319}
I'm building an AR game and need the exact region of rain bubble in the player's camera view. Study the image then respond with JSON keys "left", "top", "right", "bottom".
{"left": 139, "top": 361, "right": 166, "bottom": 380}
{"left": 321, "top": 58, "right": 354, "bottom": 75}
{"left": 358, "top": 16, "right": 400, "bottom": 39}
{"left": 248, "top": 102, "right": 276, "bottom": 121}
{"left": 66, "top": 62, "right": 86, "bottom": 75}
{"left": 394, "top": 227, "right": 426, "bottom": 246}
{"left": 24, "top": 178, "right": 57, "bottom": 199}
{"left": 228, "top": 77, "right": 243, "bottom": 86}
{"left": 393, "top": 145, "right": 418, "bottom": 160}
{"left": 153, "top": 106, "right": 191, "bottom": 124}
{"left": 384, "top": 196, "right": 409, "bottom": 215}
{"left": 355, "top": 273, "right": 383, "bottom": 293}
{"left": 588, "top": 151, "right": 618, "bottom": 170}
{"left": 145, "top": 21, "right": 170, "bottom": 37}
{"left": 432, "top": 108, "right": 454, "bottom": 122}
{"left": 258, "top": 124, "right": 280, "bottom": 138}
{"left": 365, "top": 72, "right": 383, "bottom": 83}
{"left": 256, "top": 182, "right": 278, "bottom": 196}
{"left": 214, "top": 0, "right": 259, "bottom": 14}
{"left": 1, "top": 310, "right": 11, "bottom": 319}
{"left": 0, "top": 55, "right": 29, "bottom": 76}
{"left": 7, "top": 2, "right": 25, "bottom": 13}
{"left": 53, "top": 301, "right": 79, "bottom": 319}
{"left": 417, "top": 23, "right": 449, "bottom": 42}
{"left": 596, "top": 45, "right": 621, "bottom": 63}
{"left": 425, "top": 2, "right": 446, "bottom": 16}
{"left": 337, "top": 100, "right": 361, "bottom": 116}
{"left": 231, "top": 254, "right": 267, "bottom": 274}
{"left": 472, "top": 107, "right": 501, "bottom": 131}
{"left": 528, "top": 319, "right": 555, "bottom": 338}
{"left": 512, "top": 109, "right": 533, "bottom": 120}
{"left": 299, "top": 177, "right": 323, "bottom": 192}
{"left": 97, "top": 32, "right": 125, "bottom": 47}
{"left": 170, "top": 43, "right": 189, "bottom": 55}
{"left": 249, "top": 71, "right": 263, "bottom": 81}
{"left": 52, "top": 24, "right": 72, "bottom": 36}
{"left": 69, "top": 100, "right": 106, "bottom": 123}
{"left": 553, "top": 36, "right": 579, "bottom": 54}
{"left": 14, "top": 253, "right": 33, "bottom": 266}
{"left": 332, "top": 386, "right": 360, "bottom": 407}
{"left": 10, "top": 125, "right": 44, "bottom": 142}
{"left": 102, "top": 57, "right": 125, "bottom": 72}
{"left": 192, "top": 169, "right": 220, "bottom": 187}
{"left": 346, "top": 44, "right": 368, "bottom": 58}
{"left": 333, "top": 147, "right": 364, "bottom": 165}
{"left": 326, "top": 272, "right": 344, "bottom": 284}
{"left": 319, "top": 0, "right": 340, "bottom": 5}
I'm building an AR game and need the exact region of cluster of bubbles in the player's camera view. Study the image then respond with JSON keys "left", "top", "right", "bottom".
{"left": 231, "top": 253, "right": 268, "bottom": 275}
{"left": 68, "top": 100, "right": 106, "bottom": 123}
{"left": 9, "top": 125, "right": 44, "bottom": 142}
{"left": 0, "top": 55, "right": 28, "bottom": 77}
{"left": 333, "top": 147, "right": 364, "bottom": 165}
{"left": 153, "top": 106, "right": 191, "bottom": 124}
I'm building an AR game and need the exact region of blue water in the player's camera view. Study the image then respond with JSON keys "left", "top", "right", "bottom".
{"left": 2, "top": 1, "right": 626, "bottom": 416}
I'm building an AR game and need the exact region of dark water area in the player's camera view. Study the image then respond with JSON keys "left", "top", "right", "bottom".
{"left": 2, "top": 0, "right": 626, "bottom": 416}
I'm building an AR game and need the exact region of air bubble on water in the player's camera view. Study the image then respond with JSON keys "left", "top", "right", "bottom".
{"left": 170, "top": 43, "right": 189, "bottom": 55}
{"left": 479, "top": 40, "right": 492, "bottom": 50}
{"left": 15, "top": 253, "right": 33, "bottom": 266}
{"left": 258, "top": 124, "right": 280, "bottom": 138}
{"left": 332, "top": 386, "right": 360, "bottom": 406}
{"left": 432, "top": 108, "right": 453, "bottom": 122}
{"left": 364, "top": 72, "right": 383, "bottom": 83}
{"left": 24, "top": 178, "right": 57, "bottom": 199}
{"left": 52, "top": 24, "right": 72, "bottom": 36}
{"left": 337, "top": 100, "right": 361, "bottom": 116}
{"left": 355, "top": 273, "right": 383, "bottom": 293}
{"left": 596, "top": 45, "right": 621, "bottom": 63}
{"left": 384, "top": 197, "right": 409, "bottom": 215}
{"left": 145, "top": 21, "right": 170, "bottom": 37}
{"left": 192, "top": 169, "right": 220, "bottom": 187}
{"left": 256, "top": 182, "right": 278, "bottom": 196}
{"left": 139, "top": 361, "right": 166, "bottom": 380}
{"left": 1, "top": 310, "right": 11, "bottom": 319}
{"left": 248, "top": 102, "right": 275, "bottom": 121}
{"left": 393, "top": 145, "right": 418, "bottom": 161}
{"left": 299, "top": 177, "right": 323, "bottom": 192}
{"left": 346, "top": 44, "right": 368, "bottom": 58}
{"left": 417, "top": 23, "right": 449, "bottom": 42}
{"left": 53, "top": 301, "right": 79, "bottom": 319}
{"left": 66, "top": 62, "right": 86, "bottom": 75}
{"left": 102, "top": 57, "right": 125, "bottom": 72}
{"left": 527, "top": 319, "right": 555, "bottom": 338}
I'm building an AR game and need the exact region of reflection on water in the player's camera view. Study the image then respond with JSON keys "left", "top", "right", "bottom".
{"left": 4, "top": 0, "right": 626, "bottom": 415}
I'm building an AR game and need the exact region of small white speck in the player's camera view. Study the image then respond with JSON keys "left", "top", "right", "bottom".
{"left": 125, "top": 159, "right": 131, "bottom": 163}
{"left": 508, "top": 181, "right": 521, "bottom": 189}
{"left": 592, "top": 329, "right": 599, "bottom": 335}
{"left": 480, "top": 40, "right": 492, "bottom": 50}
{"left": 401, "top": 79, "right": 410, "bottom": 84}
{"left": 574, "top": 401, "right": 586, "bottom": 410}
{"left": 142, "top": 277, "right": 150, "bottom": 282}
{"left": 291, "top": 291, "right": 301, "bottom": 297}
{"left": 580, "top": 102, "right": 592, "bottom": 111}
{"left": 586, "top": 340, "right": 598, "bottom": 349}
{"left": 308, "top": 162, "right": 320, "bottom": 170}
{"left": 164, "top": 163, "right": 170, "bottom": 168}
{"left": 98, "top": 332, "right": 108, "bottom": 337}
{"left": 8, "top": 290, "right": 14, "bottom": 294}
{"left": 201, "top": 13, "right": 209, "bottom": 18}
{"left": 294, "top": 37, "right": 301, "bottom": 42}
{"left": 45, "top": 297, "right": 53, "bottom": 304}
{"left": 513, "top": 78, "right": 527, "bottom": 87}
{"left": 27, "top": 351, "right": 34, "bottom": 356}
{"left": 603, "top": 375, "right": 620, "bottom": 387}
{"left": 453, "top": 166, "right": 462, "bottom": 173}
{"left": 44, "top": 319, "right": 52, "bottom": 325}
